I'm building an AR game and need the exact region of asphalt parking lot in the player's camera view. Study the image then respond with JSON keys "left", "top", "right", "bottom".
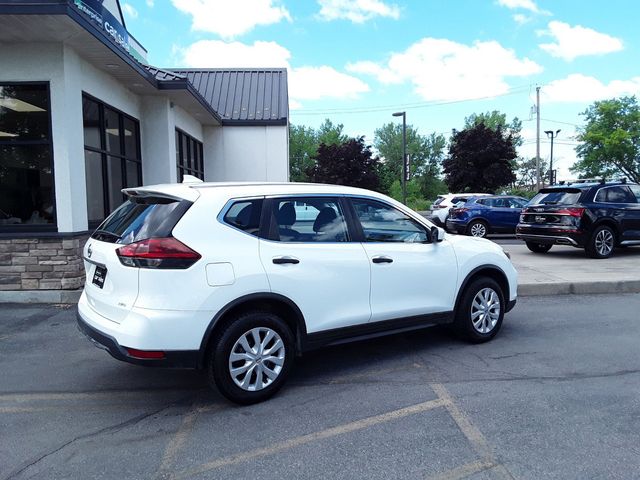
{"left": 1, "top": 294, "right": 640, "bottom": 480}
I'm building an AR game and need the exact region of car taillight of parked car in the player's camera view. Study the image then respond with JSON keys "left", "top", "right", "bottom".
{"left": 451, "top": 207, "right": 468, "bottom": 217}
{"left": 116, "top": 237, "right": 201, "bottom": 269}
{"left": 555, "top": 207, "right": 585, "bottom": 217}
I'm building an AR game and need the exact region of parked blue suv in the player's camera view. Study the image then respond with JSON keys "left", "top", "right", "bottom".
{"left": 446, "top": 196, "right": 529, "bottom": 237}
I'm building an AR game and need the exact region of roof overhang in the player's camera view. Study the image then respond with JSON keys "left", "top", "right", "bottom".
{"left": 0, "top": 1, "right": 221, "bottom": 125}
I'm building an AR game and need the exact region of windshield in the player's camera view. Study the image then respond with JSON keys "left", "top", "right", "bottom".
{"left": 530, "top": 189, "right": 582, "bottom": 206}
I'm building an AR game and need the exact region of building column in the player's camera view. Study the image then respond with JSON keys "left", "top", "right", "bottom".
{"left": 140, "top": 96, "right": 177, "bottom": 185}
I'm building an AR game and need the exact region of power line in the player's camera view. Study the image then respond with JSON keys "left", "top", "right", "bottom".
{"left": 292, "top": 85, "right": 531, "bottom": 116}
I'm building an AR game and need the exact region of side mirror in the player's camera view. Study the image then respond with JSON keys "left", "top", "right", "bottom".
{"left": 430, "top": 226, "right": 445, "bottom": 243}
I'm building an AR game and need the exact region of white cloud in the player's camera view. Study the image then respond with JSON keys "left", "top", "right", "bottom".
{"left": 171, "top": 0, "right": 291, "bottom": 38}
{"left": 317, "top": 0, "right": 400, "bottom": 23}
{"left": 496, "top": 0, "right": 541, "bottom": 13}
{"left": 180, "top": 40, "right": 291, "bottom": 68}
{"left": 347, "top": 38, "right": 542, "bottom": 102}
{"left": 122, "top": 3, "right": 138, "bottom": 19}
{"left": 178, "top": 40, "right": 369, "bottom": 104}
{"left": 513, "top": 13, "right": 531, "bottom": 25}
{"left": 538, "top": 21, "right": 623, "bottom": 61}
{"left": 544, "top": 74, "right": 640, "bottom": 103}
{"left": 146, "top": 0, "right": 154, "bottom": 6}
{"left": 289, "top": 66, "right": 369, "bottom": 101}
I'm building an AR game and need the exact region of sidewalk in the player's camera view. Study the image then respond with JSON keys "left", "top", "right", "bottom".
{"left": 503, "top": 243, "right": 640, "bottom": 296}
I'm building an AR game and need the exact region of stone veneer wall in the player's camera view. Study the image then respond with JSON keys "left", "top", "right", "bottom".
{"left": 0, "top": 235, "right": 89, "bottom": 291}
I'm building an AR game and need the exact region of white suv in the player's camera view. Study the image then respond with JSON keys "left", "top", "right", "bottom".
{"left": 77, "top": 182, "right": 517, "bottom": 404}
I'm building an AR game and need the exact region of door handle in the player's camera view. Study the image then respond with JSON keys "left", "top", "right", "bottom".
{"left": 372, "top": 256, "right": 393, "bottom": 264}
{"left": 273, "top": 256, "right": 300, "bottom": 265}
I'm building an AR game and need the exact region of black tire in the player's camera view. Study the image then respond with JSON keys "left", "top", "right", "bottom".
{"left": 585, "top": 225, "right": 616, "bottom": 259}
{"left": 526, "top": 242, "right": 552, "bottom": 253}
{"left": 466, "top": 220, "right": 489, "bottom": 238}
{"left": 207, "top": 311, "right": 294, "bottom": 405}
{"left": 453, "top": 277, "right": 505, "bottom": 343}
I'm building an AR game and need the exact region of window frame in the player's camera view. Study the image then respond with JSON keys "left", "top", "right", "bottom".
{"left": 82, "top": 93, "right": 142, "bottom": 228}
{"left": 0, "top": 81, "right": 57, "bottom": 233}
{"left": 175, "top": 128, "right": 204, "bottom": 182}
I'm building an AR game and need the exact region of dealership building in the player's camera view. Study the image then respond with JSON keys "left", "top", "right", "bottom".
{"left": 0, "top": 0, "right": 290, "bottom": 300}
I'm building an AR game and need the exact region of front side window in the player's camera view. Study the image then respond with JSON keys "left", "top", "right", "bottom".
{"left": 0, "top": 83, "right": 55, "bottom": 230}
{"left": 351, "top": 198, "right": 428, "bottom": 243}
{"left": 271, "top": 197, "right": 348, "bottom": 242}
{"left": 176, "top": 129, "right": 204, "bottom": 181}
{"left": 82, "top": 95, "right": 141, "bottom": 226}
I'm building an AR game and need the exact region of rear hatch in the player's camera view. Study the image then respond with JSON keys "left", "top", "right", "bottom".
{"left": 520, "top": 188, "right": 585, "bottom": 227}
{"left": 83, "top": 193, "right": 194, "bottom": 324}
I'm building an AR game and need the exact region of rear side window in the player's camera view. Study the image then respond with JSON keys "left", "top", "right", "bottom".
{"left": 93, "top": 197, "right": 192, "bottom": 244}
{"left": 222, "top": 199, "right": 264, "bottom": 237}
{"left": 594, "top": 186, "right": 636, "bottom": 203}
{"left": 530, "top": 189, "right": 582, "bottom": 206}
{"left": 270, "top": 197, "right": 349, "bottom": 242}
{"left": 630, "top": 185, "right": 640, "bottom": 201}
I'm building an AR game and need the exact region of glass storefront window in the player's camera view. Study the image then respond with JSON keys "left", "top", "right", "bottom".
{"left": 82, "top": 94, "right": 141, "bottom": 226}
{"left": 0, "top": 83, "right": 55, "bottom": 230}
{"left": 175, "top": 129, "right": 204, "bottom": 182}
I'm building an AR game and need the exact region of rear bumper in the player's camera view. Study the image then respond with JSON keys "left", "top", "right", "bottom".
{"left": 446, "top": 219, "right": 467, "bottom": 234}
{"left": 77, "top": 312, "right": 198, "bottom": 368}
{"left": 516, "top": 225, "right": 585, "bottom": 246}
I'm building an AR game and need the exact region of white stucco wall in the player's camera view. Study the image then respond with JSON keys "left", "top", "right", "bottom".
{"left": 203, "top": 125, "right": 288, "bottom": 182}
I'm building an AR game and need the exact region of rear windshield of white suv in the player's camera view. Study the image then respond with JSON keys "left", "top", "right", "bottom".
{"left": 530, "top": 189, "right": 582, "bottom": 206}
{"left": 92, "top": 197, "right": 192, "bottom": 244}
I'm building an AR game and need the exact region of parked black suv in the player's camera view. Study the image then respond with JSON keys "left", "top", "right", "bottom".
{"left": 516, "top": 180, "right": 640, "bottom": 258}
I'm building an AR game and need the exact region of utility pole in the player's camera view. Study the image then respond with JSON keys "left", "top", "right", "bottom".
{"left": 536, "top": 86, "right": 541, "bottom": 190}
{"left": 392, "top": 111, "right": 408, "bottom": 204}
{"left": 545, "top": 129, "right": 561, "bottom": 185}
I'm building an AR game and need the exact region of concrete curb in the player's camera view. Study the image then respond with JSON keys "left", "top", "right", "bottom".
{"left": 518, "top": 280, "right": 640, "bottom": 297}
{"left": 0, "top": 289, "right": 83, "bottom": 304}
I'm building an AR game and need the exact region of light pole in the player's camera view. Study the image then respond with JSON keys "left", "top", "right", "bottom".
{"left": 544, "top": 129, "right": 560, "bottom": 185}
{"left": 392, "top": 111, "right": 407, "bottom": 204}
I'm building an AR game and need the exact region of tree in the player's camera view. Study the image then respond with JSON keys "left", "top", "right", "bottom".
{"left": 289, "top": 124, "right": 318, "bottom": 182}
{"left": 374, "top": 123, "right": 446, "bottom": 195}
{"left": 443, "top": 123, "right": 517, "bottom": 193}
{"left": 317, "top": 119, "right": 348, "bottom": 147}
{"left": 306, "top": 137, "right": 380, "bottom": 191}
{"left": 289, "top": 119, "right": 348, "bottom": 182}
{"left": 572, "top": 96, "right": 640, "bottom": 183}
{"left": 464, "top": 110, "right": 523, "bottom": 147}
{"left": 516, "top": 156, "right": 548, "bottom": 189}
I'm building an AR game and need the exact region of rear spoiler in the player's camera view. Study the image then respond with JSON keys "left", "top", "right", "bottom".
{"left": 122, "top": 186, "right": 200, "bottom": 203}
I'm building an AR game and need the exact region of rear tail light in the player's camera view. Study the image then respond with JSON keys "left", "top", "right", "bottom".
{"left": 556, "top": 207, "right": 585, "bottom": 217}
{"left": 116, "top": 237, "right": 201, "bottom": 269}
{"left": 451, "top": 208, "right": 468, "bottom": 217}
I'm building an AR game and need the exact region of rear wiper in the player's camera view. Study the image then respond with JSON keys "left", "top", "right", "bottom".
{"left": 92, "top": 230, "right": 121, "bottom": 241}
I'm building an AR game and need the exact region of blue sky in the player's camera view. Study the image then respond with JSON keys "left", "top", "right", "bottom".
{"left": 121, "top": 0, "right": 640, "bottom": 179}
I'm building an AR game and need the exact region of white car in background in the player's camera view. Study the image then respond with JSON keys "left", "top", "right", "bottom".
{"left": 430, "top": 193, "right": 491, "bottom": 227}
{"left": 77, "top": 182, "right": 517, "bottom": 404}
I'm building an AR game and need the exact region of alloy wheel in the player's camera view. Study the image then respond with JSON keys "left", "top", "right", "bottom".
{"left": 470, "top": 287, "right": 501, "bottom": 334}
{"left": 595, "top": 229, "right": 614, "bottom": 257}
{"left": 228, "top": 327, "right": 285, "bottom": 392}
{"left": 470, "top": 222, "right": 487, "bottom": 237}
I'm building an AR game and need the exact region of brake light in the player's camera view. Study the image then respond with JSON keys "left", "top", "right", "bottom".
{"left": 555, "top": 207, "right": 585, "bottom": 217}
{"left": 116, "top": 237, "right": 201, "bottom": 269}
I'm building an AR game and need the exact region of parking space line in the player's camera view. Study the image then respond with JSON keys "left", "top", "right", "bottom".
{"left": 430, "top": 383, "right": 514, "bottom": 480}
{"left": 172, "top": 397, "right": 446, "bottom": 479}
{"left": 426, "top": 460, "right": 496, "bottom": 480}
